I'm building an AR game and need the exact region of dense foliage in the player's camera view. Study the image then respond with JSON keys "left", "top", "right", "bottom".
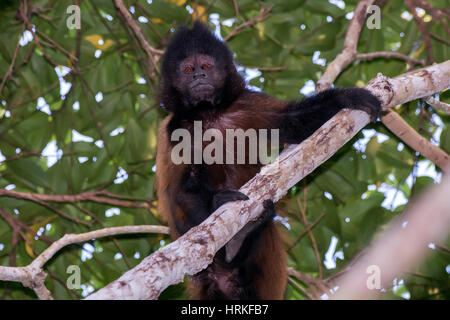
{"left": 0, "top": 0, "right": 448, "bottom": 299}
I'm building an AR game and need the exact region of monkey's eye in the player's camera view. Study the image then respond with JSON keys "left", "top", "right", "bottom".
{"left": 201, "top": 63, "right": 211, "bottom": 70}
{"left": 184, "top": 65, "right": 194, "bottom": 73}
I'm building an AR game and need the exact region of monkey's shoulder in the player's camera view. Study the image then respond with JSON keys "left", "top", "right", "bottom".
{"left": 230, "top": 90, "right": 287, "bottom": 111}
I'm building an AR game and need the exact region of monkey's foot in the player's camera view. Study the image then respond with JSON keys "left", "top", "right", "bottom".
{"left": 212, "top": 189, "right": 249, "bottom": 212}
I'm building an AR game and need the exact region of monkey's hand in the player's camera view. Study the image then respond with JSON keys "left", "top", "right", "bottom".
{"left": 342, "top": 88, "right": 382, "bottom": 122}
{"left": 225, "top": 200, "right": 275, "bottom": 264}
{"left": 211, "top": 189, "right": 249, "bottom": 212}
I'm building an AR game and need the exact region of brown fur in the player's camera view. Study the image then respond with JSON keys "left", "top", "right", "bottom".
{"left": 156, "top": 91, "right": 288, "bottom": 299}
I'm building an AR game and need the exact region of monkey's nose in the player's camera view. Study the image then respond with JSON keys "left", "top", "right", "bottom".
{"left": 193, "top": 72, "right": 206, "bottom": 79}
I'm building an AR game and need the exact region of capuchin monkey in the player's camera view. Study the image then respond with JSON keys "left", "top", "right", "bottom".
{"left": 156, "top": 21, "right": 381, "bottom": 299}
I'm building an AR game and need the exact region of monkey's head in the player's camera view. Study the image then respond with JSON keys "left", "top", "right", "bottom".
{"left": 160, "top": 21, "right": 245, "bottom": 115}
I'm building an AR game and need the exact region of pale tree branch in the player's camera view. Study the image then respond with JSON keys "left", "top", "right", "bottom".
{"left": 332, "top": 169, "right": 450, "bottom": 299}
{"left": 424, "top": 96, "right": 450, "bottom": 114}
{"left": 0, "top": 225, "right": 169, "bottom": 300}
{"left": 381, "top": 110, "right": 450, "bottom": 172}
{"left": 86, "top": 60, "right": 450, "bottom": 300}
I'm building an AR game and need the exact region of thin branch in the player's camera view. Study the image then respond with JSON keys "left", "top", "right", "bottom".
{"left": 430, "top": 32, "right": 450, "bottom": 46}
{"left": 0, "top": 189, "right": 152, "bottom": 209}
{"left": 316, "top": 0, "right": 375, "bottom": 91}
{"left": 410, "top": 0, "right": 450, "bottom": 36}
{"left": 1, "top": 151, "right": 40, "bottom": 162}
{"left": 0, "top": 25, "right": 24, "bottom": 97}
{"left": 114, "top": 0, "right": 161, "bottom": 79}
{"left": 424, "top": 96, "right": 450, "bottom": 114}
{"left": 404, "top": 0, "right": 434, "bottom": 64}
{"left": 381, "top": 110, "right": 450, "bottom": 172}
{"left": 287, "top": 267, "right": 330, "bottom": 299}
{"left": 0, "top": 208, "right": 53, "bottom": 245}
{"left": 287, "top": 212, "right": 325, "bottom": 251}
{"left": 356, "top": 51, "right": 425, "bottom": 66}
{"left": 240, "top": 65, "right": 287, "bottom": 71}
{"left": 35, "top": 28, "right": 78, "bottom": 64}
{"left": 18, "top": 1, "right": 59, "bottom": 68}
{"left": 0, "top": 225, "right": 169, "bottom": 300}
{"left": 296, "top": 192, "right": 323, "bottom": 279}
{"left": 435, "top": 244, "right": 450, "bottom": 254}
{"left": 223, "top": 6, "right": 273, "bottom": 42}
{"left": 288, "top": 277, "right": 315, "bottom": 300}
{"left": 31, "top": 226, "right": 169, "bottom": 269}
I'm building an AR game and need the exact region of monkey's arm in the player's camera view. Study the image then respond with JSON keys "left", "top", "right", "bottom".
{"left": 174, "top": 165, "right": 249, "bottom": 235}
{"left": 279, "top": 88, "right": 381, "bottom": 144}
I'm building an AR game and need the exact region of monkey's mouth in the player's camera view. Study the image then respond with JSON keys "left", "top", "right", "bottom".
{"left": 190, "top": 82, "right": 214, "bottom": 90}
{"left": 190, "top": 82, "right": 215, "bottom": 101}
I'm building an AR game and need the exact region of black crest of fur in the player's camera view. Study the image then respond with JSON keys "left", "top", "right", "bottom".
{"left": 160, "top": 21, "right": 245, "bottom": 114}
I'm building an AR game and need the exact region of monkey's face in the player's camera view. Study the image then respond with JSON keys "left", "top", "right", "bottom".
{"left": 175, "top": 54, "right": 226, "bottom": 108}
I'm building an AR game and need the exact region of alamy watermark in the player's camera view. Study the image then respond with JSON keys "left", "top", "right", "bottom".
{"left": 66, "top": 265, "right": 81, "bottom": 289}
{"left": 170, "top": 121, "right": 280, "bottom": 166}
{"left": 366, "top": 5, "right": 381, "bottom": 30}
{"left": 366, "top": 264, "right": 381, "bottom": 290}
{"left": 66, "top": 5, "right": 81, "bottom": 30}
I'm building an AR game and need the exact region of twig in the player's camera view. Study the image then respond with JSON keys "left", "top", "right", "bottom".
{"left": 31, "top": 226, "right": 169, "bottom": 269}
{"left": 240, "top": 65, "right": 287, "bottom": 71}
{"left": 114, "top": 0, "right": 161, "bottom": 79}
{"left": 424, "top": 96, "right": 450, "bottom": 114}
{"left": 223, "top": 6, "right": 273, "bottom": 42}
{"left": 404, "top": 0, "right": 434, "bottom": 64}
{"left": 435, "top": 244, "right": 450, "bottom": 254}
{"left": 357, "top": 51, "right": 425, "bottom": 66}
{"left": 8, "top": 80, "right": 60, "bottom": 110}
{"left": 288, "top": 277, "right": 315, "bottom": 300}
{"left": 316, "top": 0, "right": 375, "bottom": 91}
{"left": 232, "top": 0, "right": 240, "bottom": 18}
{"left": 410, "top": 0, "right": 450, "bottom": 35}
{"left": 287, "top": 267, "right": 330, "bottom": 299}
{"left": 430, "top": 32, "right": 450, "bottom": 46}
{"left": 0, "top": 208, "right": 53, "bottom": 245}
{"left": 0, "top": 189, "right": 152, "bottom": 209}
{"left": 0, "top": 25, "right": 24, "bottom": 97}
{"left": 1, "top": 151, "right": 40, "bottom": 162}
{"left": 296, "top": 192, "right": 323, "bottom": 279}
{"left": 381, "top": 110, "right": 450, "bottom": 171}
{"left": 35, "top": 28, "right": 78, "bottom": 63}
{"left": 18, "top": 1, "right": 59, "bottom": 68}
{"left": 287, "top": 212, "right": 326, "bottom": 251}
